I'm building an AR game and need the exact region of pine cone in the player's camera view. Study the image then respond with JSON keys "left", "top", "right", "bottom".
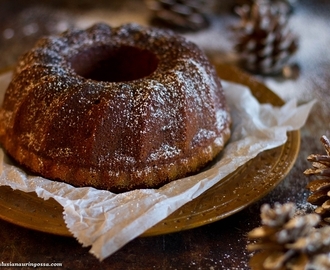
{"left": 248, "top": 203, "right": 322, "bottom": 270}
{"left": 232, "top": 0, "right": 298, "bottom": 75}
{"left": 234, "top": 0, "right": 298, "bottom": 15}
{"left": 304, "top": 135, "right": 330, "bottom": 224}
{"left": 145, "top": 0, "right": 212, "bottom": 31}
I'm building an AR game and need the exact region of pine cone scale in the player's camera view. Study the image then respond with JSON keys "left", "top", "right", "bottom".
{"left": 248, "top": 226, "right": 279, "bottom": 238}
{"left": 306, "top": 178, "right": 330, "bottom": 192}
{"left": 320, "top": 135, "right": 330, "bottom": 154}
{"left": 263, "top": 249, "right": 296, "bottom": 270}
{"left": 248, "top": 242, "right": 285, "bottom": 252}
{"left": 306, "top": 189, "right": 329, "bottom": 205}
{"left": 307, "top": 154, "right": 330, "bottom": 163}
{"left": 315, "top": 206, "right": 328, "bottom": 216}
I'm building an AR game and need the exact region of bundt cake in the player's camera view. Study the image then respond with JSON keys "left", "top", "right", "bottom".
{"left": 0, "top": 23, "right": 231, "bottom": 192}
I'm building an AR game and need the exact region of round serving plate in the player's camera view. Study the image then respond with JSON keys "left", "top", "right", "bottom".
{"left": 0, "top": 63, "right": 300, "bottom": 237}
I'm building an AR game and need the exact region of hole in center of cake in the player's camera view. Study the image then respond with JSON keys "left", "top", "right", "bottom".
{"left": 69, "top": 45, "right": 159, "bottom": 82}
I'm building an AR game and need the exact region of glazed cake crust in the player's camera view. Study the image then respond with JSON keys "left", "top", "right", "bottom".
{"left": 0, "top": 23, "right": 231, "bottom": 192}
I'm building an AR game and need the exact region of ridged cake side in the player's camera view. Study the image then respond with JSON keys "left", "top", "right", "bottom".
{"left": 0, "top": 23, "right": 231, "bottom": 192}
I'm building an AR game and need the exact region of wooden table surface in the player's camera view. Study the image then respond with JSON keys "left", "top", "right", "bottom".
{"left": 0, "top": 0, "right": 329, "bottom": 269}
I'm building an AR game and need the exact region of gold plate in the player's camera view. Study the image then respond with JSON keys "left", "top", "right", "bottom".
{"left": 0, "top": 63, "right": 300, "bottom": 237}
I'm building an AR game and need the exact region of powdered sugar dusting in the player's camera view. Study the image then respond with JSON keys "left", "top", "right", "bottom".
{"left": 0, "top": 23, "right": 231, "bottom": 191}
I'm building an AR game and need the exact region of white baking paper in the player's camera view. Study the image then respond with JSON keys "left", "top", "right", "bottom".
{"left": 0, "top": 71, "right": 315, "bottom": 260}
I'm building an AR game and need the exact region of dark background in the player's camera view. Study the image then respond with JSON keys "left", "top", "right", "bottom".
{"left": 0, "top": 1, "right": 330, "bottom": 269}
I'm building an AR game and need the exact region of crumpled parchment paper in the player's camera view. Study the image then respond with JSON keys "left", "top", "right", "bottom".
{"left": 0, "top": 71, "right": 315, "bottom": 260}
